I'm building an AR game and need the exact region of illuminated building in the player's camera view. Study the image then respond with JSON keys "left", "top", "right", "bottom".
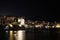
{"left": 0, "top": 16, "right": 60, "bottom": 29}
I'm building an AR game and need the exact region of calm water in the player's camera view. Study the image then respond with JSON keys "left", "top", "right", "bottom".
{"left": 0, "top": 28, "right": 60, "bottom": 40}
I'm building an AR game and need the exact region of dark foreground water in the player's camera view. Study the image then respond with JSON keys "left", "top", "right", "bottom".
{"left": 0, "top": 28, "right": 60, "bottom": 40}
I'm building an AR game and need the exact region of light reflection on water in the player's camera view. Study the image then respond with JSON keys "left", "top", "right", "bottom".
{"left": 7, "top": 30, "right": 25, "bottom": 40}
{"left": 17, "top": 30, "right": 25, "bottom": 40}
{"left": 9, "top": 31, "right": 13, "bottom": 40}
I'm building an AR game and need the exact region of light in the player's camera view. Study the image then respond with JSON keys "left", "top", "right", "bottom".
{"left": 6, "top": 31, "right": 8, "bottom": 33}
{"left": 5, "top": 25, "right": 9, "bottom": 29}
{"left": 9, "top": 24, "right": 13, "bottom": 27}
{"left": 35, "top": 25, "right": 39, "bottom": 28}
{"left": 14, "top": 33, "right": 17, "bottom": 40}
{"left": 18, "top": 18, "right": 25, "bottom": 25}
{"left": 4, "top": 16, "right": 6, "bottom": 18}
{"left": 52, "top": 26, "right": 55, "bottom": 28}
{"left": 9, "top": 31, "right": 13, "bottom": 40}
{"left": 35, "top": 24, "right": 43, "bottom": 28}
{"left": 17, "top": 30, "right": 25, "bottom": 40}
{"left": 18, "top": 24, "right": 22, "bottom": 27}
{"left": 18, "top": 18, "right": 21, "bottom": 22}
{"left": 45, "top": 26, "right": 50, "bottom": 28}
{"left": 14, "top": 31, "right": 17, "bottom": 33}
{"left": 32, "top": 22, "right": 34, "bottom": 24}
{"left": 56, "top": 24, "right": 60, "bottom": 28}
{"left": 24, "top": 24, "right": 28, "bottom": 28}
{"left": 20, "top": 18, "right": 25, "bottom": 25}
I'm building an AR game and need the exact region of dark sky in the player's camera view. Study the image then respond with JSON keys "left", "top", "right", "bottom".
{"left": 0, "top": 0, "right": 57, "bottom": 21}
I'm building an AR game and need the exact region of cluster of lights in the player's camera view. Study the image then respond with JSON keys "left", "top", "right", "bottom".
{"left": 0, "top": 16, "right": 60, "bottom": 29}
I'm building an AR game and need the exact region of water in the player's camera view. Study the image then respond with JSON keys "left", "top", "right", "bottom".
{"left": 0, "top": 30, "right": 25, "bottom": 40}
{"left": 17, "top": 30, "right": 25, "bottom": 40}
{"left": 0, "top": 28, "right": 60, "bottom": 40}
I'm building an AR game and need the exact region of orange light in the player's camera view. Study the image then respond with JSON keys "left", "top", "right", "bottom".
{"left": 56, "top": 24, "right": 60, "bottom": 28}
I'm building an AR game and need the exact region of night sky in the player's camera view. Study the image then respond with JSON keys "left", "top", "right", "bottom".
{"left": 0, "top": 0, "right": 57, "bottom": 21}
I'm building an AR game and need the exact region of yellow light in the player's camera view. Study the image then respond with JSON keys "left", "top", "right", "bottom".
{"left": 35, "top": 24, "right": 43, "bottom": 28}
{"left": 56, "top": 24, "right": 60, "bottom": 28}
{"left": 19, "top": 24, "right": 22, "bottom": 27}
{"left": 35, "top": 25, "right": 39, "bottom": 28}
{"left": 17, "top": 30, "right": 25, "bottom": 40}
{"left": 18, "top": 18, "right": 25, "bottom": 25}
{"left": 9, "top": 31, "right": 13, "bottom": 40}
{"left": 9, "top": 24, "right": 13, "bottom": 27}
{"left": 18, "top": 18, "right": 21, "bottom": 22}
